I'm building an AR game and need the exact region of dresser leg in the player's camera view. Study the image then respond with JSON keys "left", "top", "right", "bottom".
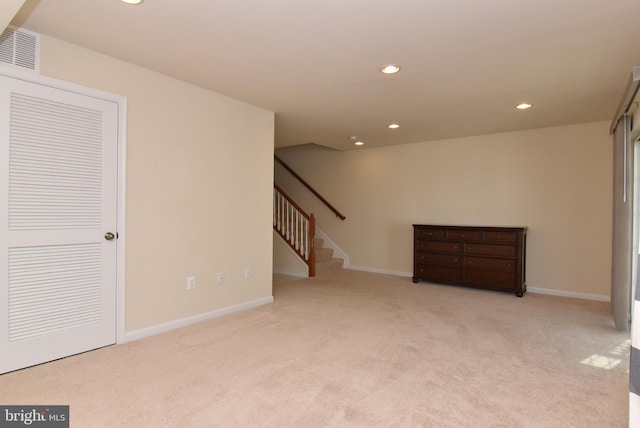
{"left": 412, "top": 277, "right": 419, "bottom": 283}
{"left": 516, "top": 292, "right": 524, "bottom": 297}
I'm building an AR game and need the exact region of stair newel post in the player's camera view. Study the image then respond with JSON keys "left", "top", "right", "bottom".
{"left": 308, "top": 213, "right": 316, "bottom": 277}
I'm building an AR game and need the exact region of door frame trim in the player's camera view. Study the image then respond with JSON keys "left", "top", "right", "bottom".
{"left": 0, "top": 66, "right": 127, "bottom": 344}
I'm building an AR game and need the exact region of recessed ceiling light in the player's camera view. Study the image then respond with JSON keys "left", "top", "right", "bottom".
{"left": 354, "top": 141, "right": 364, "bottom": 146}
{"left": 388, "top": 123, "right": 400, "bottom": 129}
{"left": 515, "top": 103, "right": 533, "bottom": 110}
{"left": 381, "top": 65, "right": 400, "bottom": 74}
{"left": 121, "top": 0, "right": 143, "bottom": 4}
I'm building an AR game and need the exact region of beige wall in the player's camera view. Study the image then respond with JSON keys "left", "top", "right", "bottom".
{"left": 276, "top": 122, "right": 613, "bottom": 298}
{"left": 0, "top": 0, "right": 24, "bottom": 31}
{"left": 37, "top": 35, "right": 274, "bottom": 332}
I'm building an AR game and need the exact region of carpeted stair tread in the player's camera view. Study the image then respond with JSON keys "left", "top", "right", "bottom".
{"left": 314, "top": 238, "right": 343, "bottom": 273}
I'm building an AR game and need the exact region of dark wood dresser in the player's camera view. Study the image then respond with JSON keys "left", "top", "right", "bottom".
{"left": 412, "top": 225, "right": 527, "bottom": 297}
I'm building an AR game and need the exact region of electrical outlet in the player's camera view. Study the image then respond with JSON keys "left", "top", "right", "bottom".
{"left": 186, "top": 276, "right": 196, "bottom": 290}
{"left": 245, "top": 267, "right": 252, "bottom": 280}
{"left": 217, "top": 272, "right": 224, "bottom": 285}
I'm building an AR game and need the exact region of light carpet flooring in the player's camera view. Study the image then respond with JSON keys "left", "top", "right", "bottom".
{"left": 0, "top": 269, "right": 631, "bottom": 427}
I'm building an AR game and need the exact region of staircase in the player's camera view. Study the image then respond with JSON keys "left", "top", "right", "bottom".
{"left": 314, "top": 238, "right": 344, "bottom": 273}
{"left": 274, "top": 155, "right": 347, "bottom": 277}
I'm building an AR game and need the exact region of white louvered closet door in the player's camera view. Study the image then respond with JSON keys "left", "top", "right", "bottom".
{"left": 0, "top": 75, "right": 118, "bottom": 374}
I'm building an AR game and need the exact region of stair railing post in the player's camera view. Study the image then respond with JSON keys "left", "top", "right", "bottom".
{"left": 308, "top": 213, "right": 316, "bottom": 277}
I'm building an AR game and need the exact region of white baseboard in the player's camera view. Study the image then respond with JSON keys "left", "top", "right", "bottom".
{"left": 346, "top": 264, "right": 413, "bottom": 278}
{"left": 527, "top": 286, "right": 610, "bottom": 302}
{"left": 123, "top": 296, "right": 274, "bottom": 343}
{"left": 316, "top": 227, "right": 349, "bottom": 267}
{"left": 273, "top": 268, "right": 308, "bottom": 278}
{"left": 292, "top": 226, "right": 611, "bottom": 303}
{"left": 346, "top": 266, "right": 610, "bottom": 302}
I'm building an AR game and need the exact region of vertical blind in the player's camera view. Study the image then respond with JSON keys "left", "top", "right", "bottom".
{"left": 610, "top": 66, "right": 640, "bottom": 427}
{"left": 611, "top": 114, "right": 632, "bottom": 332}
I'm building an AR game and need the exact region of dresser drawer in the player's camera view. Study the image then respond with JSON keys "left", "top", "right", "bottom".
{"left": 416, "top": 253, "right": 461, "bottom": 267}
{"left": 464, "top": 243, "right": 516, "bottom": 257}
{"left": 416, "top": 240, "right": 461, "bottom": 254}
{"left": 447, "top": 229, "right": 481, "bottom": 241}
{"left": 463, "top": 256, "right": 515, "bottom": 272}
{"left": 484, "top": 231, "right": 516, "bottom": 243}
{"left": 416, "top": 265, "right": 462, "bottom": 283}
{"left": 463, "top": 269, "right": 515, "bottom": 288}
{"left": 416, "top": 228, "right": 445, "bottom": 240}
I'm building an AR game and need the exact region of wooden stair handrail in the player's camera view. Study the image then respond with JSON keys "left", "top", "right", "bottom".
{"left": 274, "top": 184, "right": 309, "bottom": 218}
{"left": 274, "top": 154, "right": 346, "bottom": 220}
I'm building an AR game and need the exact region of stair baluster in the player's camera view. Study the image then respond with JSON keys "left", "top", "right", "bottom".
{"left": 274, "top": 185, "right": 316, "bottom": 277}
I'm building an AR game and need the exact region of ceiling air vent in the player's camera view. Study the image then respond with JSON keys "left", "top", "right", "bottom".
{"left": 0, "top": 26, "right": 40, "bottom": 72}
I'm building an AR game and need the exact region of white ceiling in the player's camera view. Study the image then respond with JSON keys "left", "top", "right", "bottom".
{"left": 11, "top": 0, "right": 640, "bottom": 150}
